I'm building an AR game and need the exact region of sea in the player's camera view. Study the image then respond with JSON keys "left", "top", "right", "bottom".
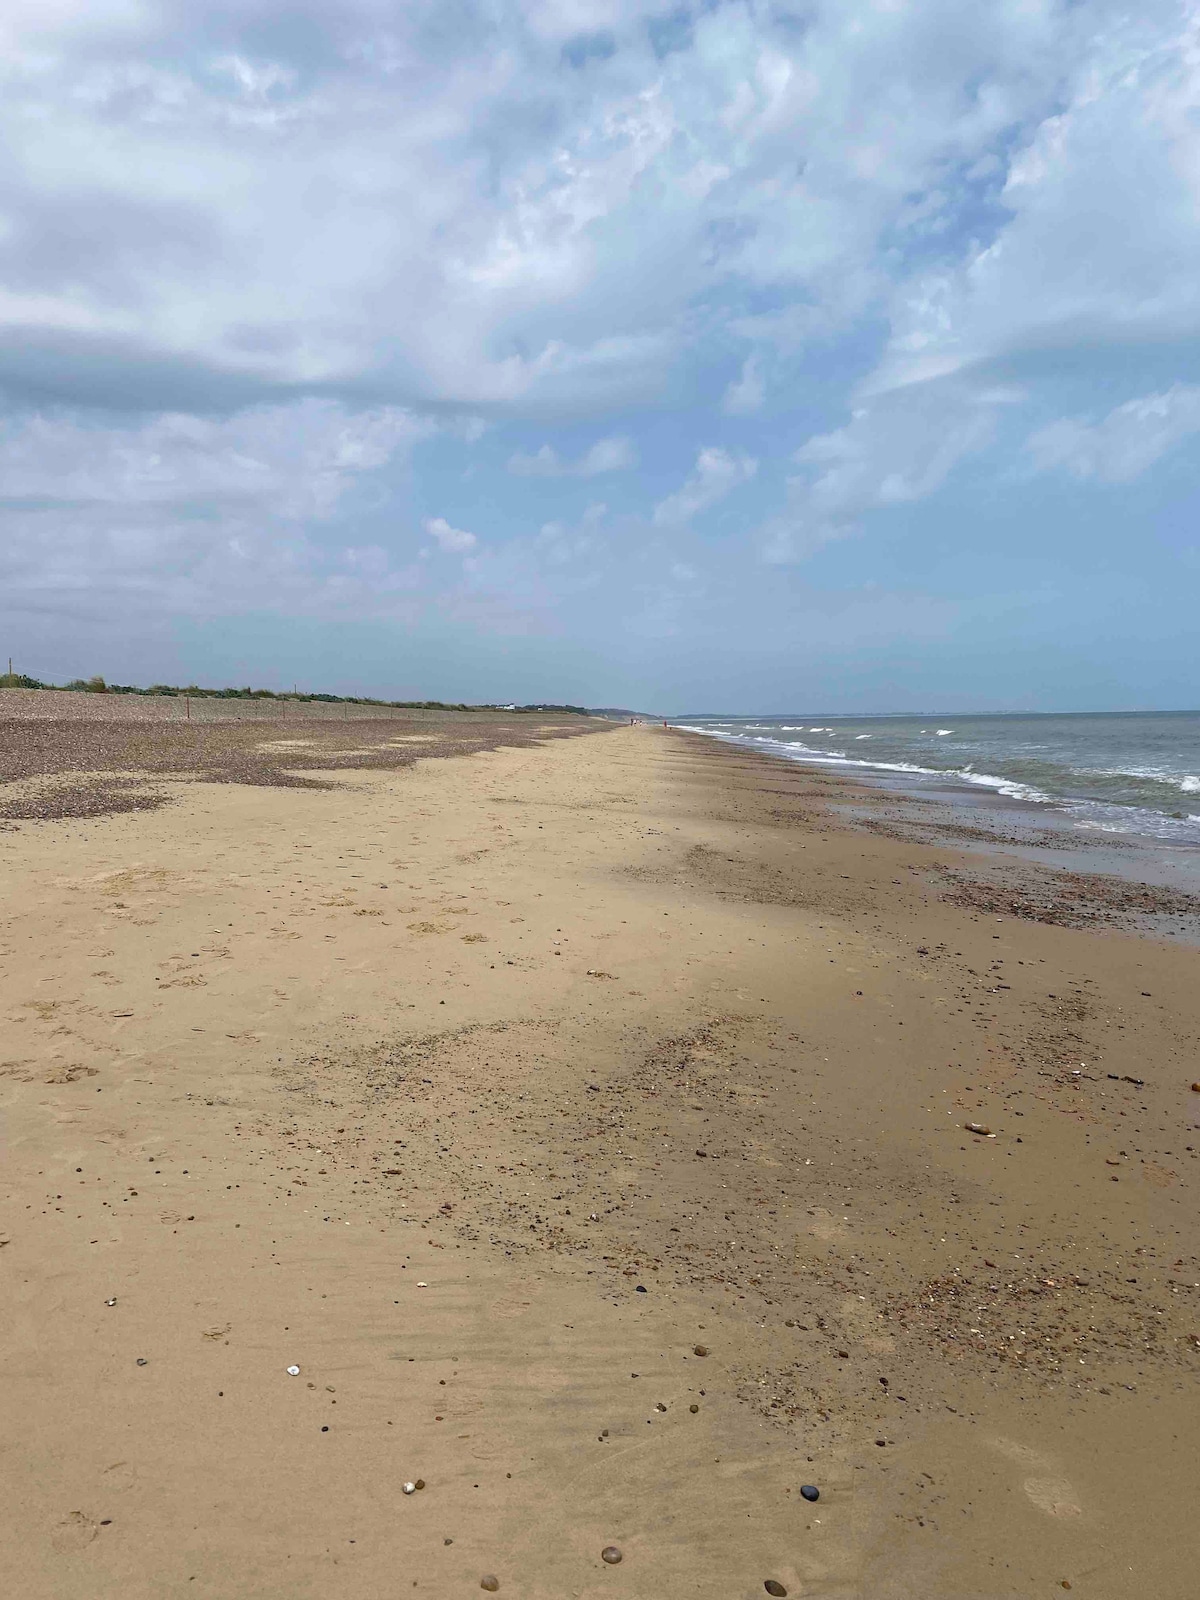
{"left": 673, "top": 711, "right": 1200, "bottom": 861}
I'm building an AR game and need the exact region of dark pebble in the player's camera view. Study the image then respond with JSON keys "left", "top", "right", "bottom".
{"left": 635, "top": 1285, "right": 647, "bottom": 1293}
{"left": 480, "top": 1579, "right": 500, "bottom": 1593}
{"left": 601, "top": 1546, "right": 623, "bottom": 1565}
{"left": 800, "top": 1485, "right": 819, "bottom": 1502}
{"left": 693, "top": 1344, "right": 709, "bottom": 1356}
{"left": 765, "top": 1583, "right": 788, "bottom": 1597}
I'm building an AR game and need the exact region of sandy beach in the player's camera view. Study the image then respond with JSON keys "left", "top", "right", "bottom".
{"left": 2, "top": 715, "right": 1197, "bottom": 1599}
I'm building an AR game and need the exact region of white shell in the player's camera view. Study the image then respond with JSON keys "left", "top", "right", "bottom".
{"left": 403, "top": 1482, "right": 417, "bottom": 1495}
{"left": 286, "top": 1365, "right": 301, "bottom": 1376}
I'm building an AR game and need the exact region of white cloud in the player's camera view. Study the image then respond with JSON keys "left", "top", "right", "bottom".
{"left": 653, "top": 446, "right": 757, "bottom": 526}
{"left": 424, "top": 516, "right": 478, "bottom": 554}
{"left": 762, "top": 385, "right": 1001, "bottom": 562}
{"left": 872, "top": 5, "right": 1200, "bottom": 391}
{"left": 578, "top": 435, "right": 636, "bottom": 473}
{"left": 0, "top": 400, "right": 425, "bottom": 518}
{"left": 0, "top": 2, "right": 1181, "bottom": 431}
{"left": 0, "top": 0, "right": 1102, "bottom": 418}
{"left": 2, "top": 0, "right": 1200, "bottom": 672}
{"left": 0, "top": 398, "right": 431, "bottom": 624}
{"left": 1027, "top": 385, "right": 1200, "bottom": 482}
{"left": 508, "top": 444, "right": 561, "bottom": 476}
{"left": 722, "top": 356, "right": 764, "bottom": 416}
{"left": 508, "top": 435, "right": 635, "bottom": 475}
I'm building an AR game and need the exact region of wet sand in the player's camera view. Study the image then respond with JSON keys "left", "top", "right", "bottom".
{"left": 1, "top": 722, "right": 1197, "bottom": 1598}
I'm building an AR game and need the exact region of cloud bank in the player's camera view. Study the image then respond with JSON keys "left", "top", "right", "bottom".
{"left": 1, "top": 0, "right": 1199, "bottom": 703}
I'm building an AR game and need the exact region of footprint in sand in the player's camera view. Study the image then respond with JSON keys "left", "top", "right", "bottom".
{"left": 989, "top": 1437, "right": 1083, "bottom": 1519}
{"left": 1141, "top": 1161, "right": 1177, "bottom": 1188}
{"left": 805, "top": 1208, "right": 846, "bottom": 1242}
{"left": 45, "top": 1064, "right": 99, "bottom": 1084}
{"left": 489, "top": 1297, "right": 534, "bottom": 1320}
{"left": 51, "top": 1510, "right": 99, "bottom": 1552}
{"left": 1023, "top": 1478, "right": 1084, "bottom": 1518}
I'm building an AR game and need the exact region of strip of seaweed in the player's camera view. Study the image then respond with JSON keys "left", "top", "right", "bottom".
{"left": 941, "top": 863, "right": 1200, "bottom": 929}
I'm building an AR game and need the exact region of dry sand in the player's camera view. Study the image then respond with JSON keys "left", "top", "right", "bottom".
{"left": 1, "top": 721, "right": 1197, "bottom": 1598}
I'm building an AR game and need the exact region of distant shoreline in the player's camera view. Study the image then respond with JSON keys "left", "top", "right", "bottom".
{"left": 0, "top": 685, "right": 600, "bottom": 723}
{"left": 671, "top": 707, "right": 1200, "bottom": 720}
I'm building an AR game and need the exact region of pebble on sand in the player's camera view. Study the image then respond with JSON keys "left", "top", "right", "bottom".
{"left": 480, "top": 1577, "right": 500, "bottom": 1592}
{"left": 800, "top": 1485, "right": 819, "bottom": 1502}
{"left": 765, "top": 1582, "right": 788, "bottom": 1596}
{"left": 693, "top": 1344, "right": 709, "bottom": 1356}
{"left": 601, "top": 1546, "right": 623, "bottom": 1564}
{"left": 964, "top": 1122, "right": 993, "bottom": 1136}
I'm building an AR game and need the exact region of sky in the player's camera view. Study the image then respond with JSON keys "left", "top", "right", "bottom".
{"left": 3, "top": 0, "right": 1200, "bottom": 712}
